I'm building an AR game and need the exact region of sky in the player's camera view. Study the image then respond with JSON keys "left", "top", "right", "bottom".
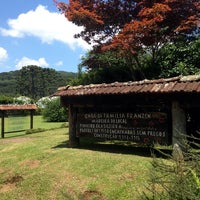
{"left": 0, "top": 0, "right": 91, "bottom": 73}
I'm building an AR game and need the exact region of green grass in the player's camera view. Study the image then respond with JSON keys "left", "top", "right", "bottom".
{"left": 32, "top": 116, "right": 66, "bottom": 129}
{"left": 1, "top": 115, "right": 67, "bottom": 138}
{"left": 0, "top": 128, "right": 153, "bottom": 200}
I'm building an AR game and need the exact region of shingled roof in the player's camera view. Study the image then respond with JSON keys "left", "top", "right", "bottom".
{"left": 0, "top": 104, "right": 37, "bottom": 111}
{"left": 54, "top": 75, "right": 200, "bottom": 97}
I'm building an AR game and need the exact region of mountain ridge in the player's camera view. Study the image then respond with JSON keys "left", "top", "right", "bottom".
{"left": 0, "top": 69, "right": 77, "bottom": 97}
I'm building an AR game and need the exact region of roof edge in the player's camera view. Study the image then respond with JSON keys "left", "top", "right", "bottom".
{"left": 53, "top": 74, "right": 200, "bottom": 97}
{"left": 180, "top": 74, "right": 200, "bottom": 82}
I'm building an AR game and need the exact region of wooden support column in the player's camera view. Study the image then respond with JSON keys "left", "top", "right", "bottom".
{"left": 68, "top": 104, "right": 79, "bottom": 147}
{"left": 172, "top": 101, "right": 187, "bottom": 150}
{"left": 30, "top": 110, "right": 34, "bottom": 129}
{"left": 1, "top": 111, "right": 5, "bottom": 138}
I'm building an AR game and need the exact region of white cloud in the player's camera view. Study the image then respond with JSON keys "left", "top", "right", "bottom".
{"left": 0, "top": 47, "right": 8, "bottom": 62}
{"left": 0, "top": 5, "right": 91, "bottom": 50}
{"left": 55, "top": 60, "right": 63, "bottom": 66}
{"left": 15, "top": 56, "right": 49, "bottom": 69}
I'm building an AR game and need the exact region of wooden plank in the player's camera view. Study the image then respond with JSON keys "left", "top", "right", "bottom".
{"left": 30, "top": 110, "right": 34, "bottom": 129}
{"left": 68, "top": 104, "right": 79, "bottom": 147}
{"left": 1, "top": 111, "right": 5, "bottom": 138}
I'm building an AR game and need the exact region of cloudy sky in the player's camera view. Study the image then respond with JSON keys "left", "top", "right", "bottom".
{"left": 0, "top": 0, "right": 91, "bottom": 73}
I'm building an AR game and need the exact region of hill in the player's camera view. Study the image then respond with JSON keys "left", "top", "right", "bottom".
{"left": 0, "top": 69, "right": 77, "bottom": 98}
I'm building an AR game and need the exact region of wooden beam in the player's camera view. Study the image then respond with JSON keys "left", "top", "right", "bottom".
{"left": 30, "top": 110, "right": 34, "bottom": 129}
{"left": 172, "top": 101, "right": 187, "bottom": 151}
{"left": 68, "top": 104, "right": 79, "bottom": 147}
{"left": 1, "top": 111, "right": 5, "bottom": 138}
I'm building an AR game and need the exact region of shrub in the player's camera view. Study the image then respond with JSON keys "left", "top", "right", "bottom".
{"left": 13, "top": 96, "right": 33, "bottom": 104}
{"left": 42, "top": 98, "right": 67, "bottom": 122}
{"left": 36, "top": 96, "right": 54, "bottom": 109}
{"left": 0, "top": 95, "right": 13, "bottom": 104}
{"left": 141, "top": 134, "right": 200, "bottom": 200}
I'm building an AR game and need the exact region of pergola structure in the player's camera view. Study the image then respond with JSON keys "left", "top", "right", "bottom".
{"left": 54, "top": 75, "right": 200, "bottom": 148}
{"left": 0, "top": 104, "right": 37, "bottom": 138}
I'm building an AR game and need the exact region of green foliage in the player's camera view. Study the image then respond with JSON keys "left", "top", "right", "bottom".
{"left": 159, "top": 38, "right": 200, "bottom": 78}
{"left": 0, "top": 95, "right": 13, "bottom": 104}
{"left": 17, "top": 65, "right": 58, "bottom": 99}
{"left": 42, "top": 98, "right": 67, "bottom": 122}
{"left": 71, "top": 65, "right": 134, "bottom": 85}
{"left": 70, "top": 50, "right": 139, "bottom": 85}
{"left": 0, "top": 95, "right": 34, "bottom": 105}
{"left": 0, "top": 67, "right": 77, "bottom": 99}
{"left": 189, "top": 169, "right": 200, "bottom": 195}
{"left": 13, "top": 96, "right": 33, "bottom": 104}
{"left": 142, "top": 138, "right": 200, "bottom": 200}
{"left": 57, "top": 0, "right": 200, "bottom": 83}
{"left": 0, "top": 71, "right": 19, "bottom": 96}
{"left": 71, "top": 37, "right": 200, "bottom": 85}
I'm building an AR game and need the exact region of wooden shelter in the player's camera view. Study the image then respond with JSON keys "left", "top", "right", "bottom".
{"left": 54, "top": 75, "right": 200, "bottom": 148}
{"left": 0, "top": 104, "right": 37, "bottom": 138}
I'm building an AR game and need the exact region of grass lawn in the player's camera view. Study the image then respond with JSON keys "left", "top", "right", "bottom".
{"left": 1, "top": 115, "right": 67, "bottom": 138}
{"left": 0, "top": 127, "right": 153, "bottom": 200}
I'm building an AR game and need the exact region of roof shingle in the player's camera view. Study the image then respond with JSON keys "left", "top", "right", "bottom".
{"left": 0, "top": 104, "right": 37, "bottom": 111}
{"left": 54, "top": 75, "right": 200, "bottom": 97}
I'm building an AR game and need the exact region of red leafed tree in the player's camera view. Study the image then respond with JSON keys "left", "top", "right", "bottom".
{"left": 55, "top": 0, "right": 200, "bottom": 79}
{"left": 108, "top": 1, "right": 200, "bottom": 58}
{"left": 54, "top": 0, "right": 138, "bottom": 44}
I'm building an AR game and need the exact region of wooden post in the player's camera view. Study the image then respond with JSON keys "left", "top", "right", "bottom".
{"left": 68, "top": 104, "right": 79, "bottom": 147}
{"left": 1, "top": 111, "right": 5, "bottom": 138}
{"left": 30, "top": 110, "right": 34, "bottom": 129}
{"left": 172, "top": 101, "right": 187, "bottom": 150}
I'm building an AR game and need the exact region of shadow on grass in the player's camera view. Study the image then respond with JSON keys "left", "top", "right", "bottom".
{"left": 52, "top": 138, "right": 168, "bottom": 157}
{"left": 80, "top": 142, "right": 153, "bottom": 157}
{"left": 1, "top": 132, "right": 27, "bottom": 139}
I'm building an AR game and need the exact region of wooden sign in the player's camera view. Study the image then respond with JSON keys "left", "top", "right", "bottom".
{"left": 76, "top": 111, "right": 169, "bottom": 145}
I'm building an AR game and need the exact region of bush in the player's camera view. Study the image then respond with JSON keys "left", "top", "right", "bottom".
{"left": 42, "top": 98, "right": 67, "bottom": 122}
{"left": 36, "top": 96, "right": 53, "bottom": 109}
{"left": 0, "top": 95, "right": 13, "bottom": 104}
{"left": 13, "top": 96, "right": 33, "bottom": 104}
{"left": 141, "top": 135, "right": 200, "bottom": 200}
{"left": 36, "top": 96, "right": 55, "bottom": 115}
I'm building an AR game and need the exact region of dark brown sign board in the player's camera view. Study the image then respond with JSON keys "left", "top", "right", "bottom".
{"left": 77, "top": 111, "right": 169, "bottom": 145}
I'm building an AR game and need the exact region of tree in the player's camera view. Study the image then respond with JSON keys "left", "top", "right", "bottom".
{"left": 108, "top": 0, "right": 200, "bottom": 78}
{"left": 17, "top": 65, "right": 42, "bottom": 99}
{"left": 0, "top": 69, "right": 77, "bottom": 97}
{"left": 17, "top": 66, "right": 62, "bottom": 99}
{"left": 54, "top": 0, "right": 136, "bottom": 44}
{"left": 55, "top": 0, "right": 200, "bottom": 80}
{"left": 70, "top": 50, "right": 134, "bottom": 85}
{"left": 158, "top": 38, "right": 200, "bottom": 77}
{"left": 0, "top": 71, "right": 19, "bottom": 96}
